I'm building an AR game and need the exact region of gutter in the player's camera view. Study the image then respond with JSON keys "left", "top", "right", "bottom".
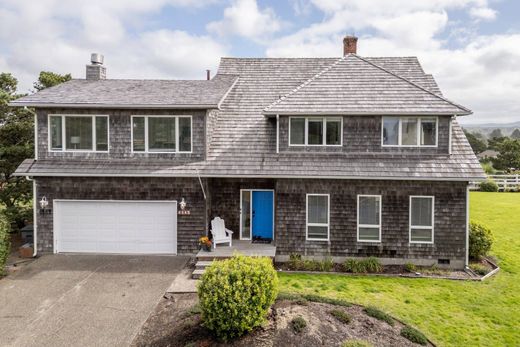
{"left": 8, "top": 102, "right": 220, "bottom": 109}
{"left": 264, "top": 111, "right": 472, "bottom": 117}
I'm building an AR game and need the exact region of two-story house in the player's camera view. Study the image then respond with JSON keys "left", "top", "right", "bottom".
{"left": 12, "top": 37, "right": 485, "bottom": 269}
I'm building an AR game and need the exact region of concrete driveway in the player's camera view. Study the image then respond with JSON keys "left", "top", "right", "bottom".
{"left": 0, "top": 254, "right": 188, "bottom": 347}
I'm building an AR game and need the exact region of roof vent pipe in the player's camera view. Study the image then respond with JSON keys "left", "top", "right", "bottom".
{"left": 343, "top": 35, "right": 358, "bottom": 55}
{"left": 206, "top": 69, "right": 211, "bottom": 80}
{"left": 86, "top": 53, "right": 106, "bottom": 80}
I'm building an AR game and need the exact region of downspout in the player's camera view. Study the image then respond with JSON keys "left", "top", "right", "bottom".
{"left": 26, "top": 176, "right": 37, "bottom": 257}
{"left": 465, "top": 184, "right": 469, "bottom": 268}
{"left": 448, "top": 115, "right": 453, "bottom": 155}
{"left": 276, "top": 114, "right": 279, "bottom": 154}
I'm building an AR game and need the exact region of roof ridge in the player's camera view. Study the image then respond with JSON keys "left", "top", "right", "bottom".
{"left": 353, "top": 54, "right": 471, "bottom": 115}
{"left": 263, "top": 56, "right": 347, "bottom": 112}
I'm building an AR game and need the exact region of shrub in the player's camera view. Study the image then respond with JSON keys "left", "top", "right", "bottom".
{"left": 404, "top": 262, "right": 416, "bottom": 273}
{"left": 319, "top": 256, "right": 334, "bottom": 272}
{"left": 469, "top": 221, "right": 494, "bottom": 260}
{"left": 342, "top": 340, "right": 374, "bottom": 347}
{"left": 288, "top": 253, "right": 303, "bottom": 270}
{"left": 330, "top": 309, "right": 351, "bottom": 324}
{"left": 363, "top": 306, "right": 394, "bottom": 326}
{"left": 343, "top": 257, "right": 383, "bottom": 273}
{"left": 287, "top": 254, "right": 335, "bottom": 272}
{"left": 197, "top": 255, "right": 279, "bottom": 341}
{"left": 0, "top": 214, "right": 11, "bottom": 276}
{"left": 291, "top": 316, "right": 307, "bottom": 333}
{"left": 400, "top": 326, "right": 428, "bottom": 345}
{"left": 479, "top": 180, "right": 499, "bottom": 192}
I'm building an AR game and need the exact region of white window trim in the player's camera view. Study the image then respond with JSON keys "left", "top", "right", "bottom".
{"left": 131, "top": 115, "right": 193, "bottom": 154}
{"left": 48, "top": 114, "right": 109, "bottom": 153}
{"left": 381, "top": 116, "right": 438, "bottom": 148}
{"left": 289, "top": 116, "right": 343, "bottom": 147}
{"left": 409, "top": 195, "right": 435, "bottom": 244}
{"left": 306, "top": 193, "right": 330, "bottom": 241}
{"left": 357, "top": 194, "right": 382, "bottom": 243}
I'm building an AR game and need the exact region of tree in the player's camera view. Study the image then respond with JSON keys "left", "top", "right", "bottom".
{"left": 488, "top": 136, "right": 509, "bottom": 151}
{"left": 464, "top": 130, "right": 487, "bottom": 154}
{"left": 33, "top": 71, "right": 71, "bottom": 91}
{"left": 0, "top": 71, "right": 70, "bottom": 229}
{"left": 491, "top": 138, "right": 520, "bottom": 171}
{"left": 511, "top": 129, "right": 520, "bottom": 139}
{"left": 489, "top": 128, "right": 503, "bottom": 139}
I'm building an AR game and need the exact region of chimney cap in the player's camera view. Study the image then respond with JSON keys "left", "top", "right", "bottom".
{"left": 90, "top": 53, "right": 104, "bottom": 65}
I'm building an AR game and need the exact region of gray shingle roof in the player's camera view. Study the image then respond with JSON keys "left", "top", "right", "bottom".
{"left": 263, "top": 54, "right": 470, "bottom": 115}
{"left": 14, "top": 55, "right": 485, "bottom": 180}
{"left": 9, "top": 74, "right": 238, "bottom": 109}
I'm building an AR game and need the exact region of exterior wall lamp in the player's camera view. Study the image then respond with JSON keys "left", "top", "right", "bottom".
{"left": 39, "top": 196, "right": 51, "bottom": 215}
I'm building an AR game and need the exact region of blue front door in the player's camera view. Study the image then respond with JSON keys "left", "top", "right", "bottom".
{"left": 252, "top": 191, "right": 274, "bottom": 239}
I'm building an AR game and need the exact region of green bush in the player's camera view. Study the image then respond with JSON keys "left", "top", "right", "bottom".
{"left": 197, "top": 255, "right": 279, "bottom": 341}
{"left": 404, "top": 262, "right": 416, "bottom": 273}
{"left": 0, "top": 214, "right": 11, "bottom": 276}
{"left": 363, "top": 306, "right": 394, "bottom": 326}
{"left": 330, "top": 309, "right": 351, "bottom": 324}
{"left": 291, "top": 316, "right": 307, "bottom": 333}
{"left": 470, "top": 263, "right": 489, "bottom": 276}
{"left": 342, "top": 340, "right": 374, "bottom": 347}
{"left": 479, "top": 180, "right": 499, "bottom": 192}
{"left": 287, "top": 254, "right": 334, "bottom": 272}
{"left": 343, "top": 257, "right": 383, "bottom": 273}
{"left": 469, "top": 221, "right": 494, "bottom": 260}
{"left": 400, "top": 326, "right": 428, "bottom": 345}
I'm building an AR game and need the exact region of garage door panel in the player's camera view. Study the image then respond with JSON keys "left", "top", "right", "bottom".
{"left": 55, "top": 201, "right": 177, "bottom": 254}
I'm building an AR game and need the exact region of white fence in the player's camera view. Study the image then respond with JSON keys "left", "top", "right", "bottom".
{"left": 469, "top": 174, "right": 520, "bottom": 191}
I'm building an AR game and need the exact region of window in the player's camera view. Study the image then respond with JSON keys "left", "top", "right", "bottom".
{"left": 357, "top": 195, "right": 381, "bottom": 242}
{"left": 409, "top": 196, "right": 434, "bottom": 243}
{"left": 132, "top": 115, "right": 192, "bottom": 153}
{"left": 306, "top": 194, "right": 329, "bottom": 240}
{"left": 382, "top": 117, "right": 437, "bottom": 147}
{"left": 289, "top": 117, "right": 342, "bottom": 146}
{"left": 49, "top": 115, "right": 108, "bottom": 152}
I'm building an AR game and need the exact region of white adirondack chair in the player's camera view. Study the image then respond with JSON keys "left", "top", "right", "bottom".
{"left": 210, "top": 217, "right": 233, "bottom": 248}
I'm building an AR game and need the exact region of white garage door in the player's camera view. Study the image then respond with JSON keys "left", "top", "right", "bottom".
{"left": 54, "top": 200, "right": 177, "bottom": 254}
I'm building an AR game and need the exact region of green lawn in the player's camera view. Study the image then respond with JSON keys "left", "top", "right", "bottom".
{"left": 279, "top": 192, "right": 520, "bottom": 346}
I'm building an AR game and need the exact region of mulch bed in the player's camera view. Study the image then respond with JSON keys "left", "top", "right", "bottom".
{"left": 131, "top": 294, "right": 435, "bottom": 347}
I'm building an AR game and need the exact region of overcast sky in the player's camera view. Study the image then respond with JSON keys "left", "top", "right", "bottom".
{"left": 1, "top": 0, "right": 518, "bottom": 124}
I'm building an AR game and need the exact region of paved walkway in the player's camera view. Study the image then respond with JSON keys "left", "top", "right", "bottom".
{"left": 0, "top": 254, "right": 188, "bottom": 347}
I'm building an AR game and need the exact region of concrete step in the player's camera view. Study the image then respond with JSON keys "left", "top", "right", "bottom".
{"left": 195, "top": 261, "right": 213, "bottom": 270}
{"left": 192, "top": 269, "right": 205, "bottom": 280}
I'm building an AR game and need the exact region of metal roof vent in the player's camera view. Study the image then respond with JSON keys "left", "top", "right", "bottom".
{"left": 90, "top": 53, "right": 104, "bottom": 65}
{"left": 86, "top": 53, "right": 106, "bottom": 80}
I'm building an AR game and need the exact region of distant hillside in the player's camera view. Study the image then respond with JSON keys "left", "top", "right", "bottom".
{"left": 462, "top": 121, "right": 520, "bottom": 138}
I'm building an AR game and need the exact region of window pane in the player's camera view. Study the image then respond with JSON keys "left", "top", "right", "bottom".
{"left": 383, "top": 117, "right": 399, "bottom": 145}
{"left": 308, "top": 226, "right": 328, "bottom": 239}
{"left": 65, "top": 116, "right": 92, "bottom": 150}
{"left": 411, "top": 228, "right": 433, "bottom": 242}
{"left": 179, "top": 117, "right": 191, "bottom": 152}
{"left": 326, "top": 119, "right": 341, "bottom": 145}
{"left": 359, "top": 196, "right": 380, "bottom": 225}
{"left": 421, "top": 119, "right": 437, "bottom": 146}
{"left": 307, "top": 195, "right": 328, "bottom": 224}
{"left": 359, "top": 227, "right": 380, "bottom": 241}
{"left": 95, "top": 117, "right": 108, "bottom": 151}
{"left": 50, "top": 116, "right": 62, "bottom": 150}
{"left": 290, "top": 118, "right": 305, "bottom": 145}
{"left": 148, "top": 117, "right": 176, "bottom": 152}
{"left": 401, "top": 118, "right": 418, "bottom": 145}
{"left": 308, "top": 119, "right": 323, "bottom": 145}
{"left": 241, "top": 190, "right": 251, "bottom": 239}
{"left": 411, "top": 197, "right": 433, "bottom": 226}
{"left": 132, "top": 117, "right": 145, "bottom": 152}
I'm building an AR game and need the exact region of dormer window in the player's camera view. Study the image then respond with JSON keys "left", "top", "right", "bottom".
{"left": 382, "top": 116, "right": 437, "bottom": 147}
{"left": 289, "top": 117, "right": 342, "bottom": 146}
{"left": 132, "top": 115, "right": 192, "bottom": 153}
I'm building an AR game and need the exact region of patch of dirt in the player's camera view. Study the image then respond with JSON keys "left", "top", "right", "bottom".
{"left": 131, "top": 294, "right": 434, "bottom": 347}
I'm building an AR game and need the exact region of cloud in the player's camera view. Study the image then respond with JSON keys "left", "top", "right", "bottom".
{"left": 469, "top": 6, "right": 497, "bottom": 21}
{"left": 0, "top": 0, "right": 225, "bottom": 92}
{"left": 207, "top": 0, "right": 282, "bottom": 41}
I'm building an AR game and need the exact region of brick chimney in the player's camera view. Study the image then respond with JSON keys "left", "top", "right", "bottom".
{"left": 343, "top": 35, "right": 358, "bottom": 55}
{"left": 86, "top": 53, "right": 106, "bottom": 80}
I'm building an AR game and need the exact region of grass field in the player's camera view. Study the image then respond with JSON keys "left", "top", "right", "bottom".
{"left": 278, "top": 192, "right": 520, "bottom": 346}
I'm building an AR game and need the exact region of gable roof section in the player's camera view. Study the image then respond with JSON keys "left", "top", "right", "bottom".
{"left": 9, "top": 74, "right": 238, "bottom": 109}
{"left": 263, "top": 54, "right": 471, "bottom": 116}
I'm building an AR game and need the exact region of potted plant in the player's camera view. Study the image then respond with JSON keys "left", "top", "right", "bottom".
{"left": 199, "top": 236, "right": 212, "bottom": 252}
